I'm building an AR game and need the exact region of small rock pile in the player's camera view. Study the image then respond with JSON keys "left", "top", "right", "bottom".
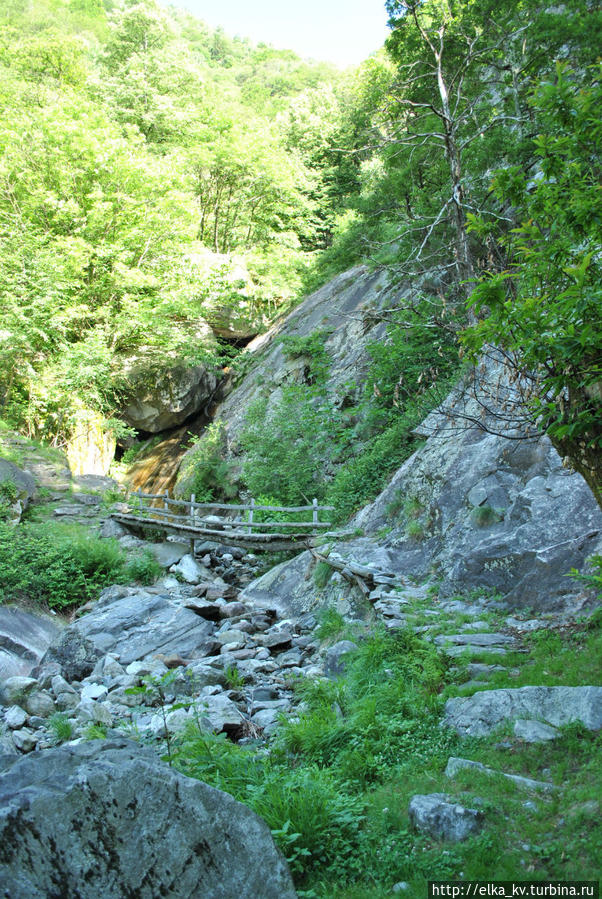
{"left": 0, "top": 567, "right": 323, "bottom": 756}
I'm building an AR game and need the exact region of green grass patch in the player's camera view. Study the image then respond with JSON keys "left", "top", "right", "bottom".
{"left": 170, "top": 616, "right": 601, "bottom": 896}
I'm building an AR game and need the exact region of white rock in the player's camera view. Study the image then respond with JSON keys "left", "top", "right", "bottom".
{"left": 81, "top": 683, "right": 109, "bottom": 702}
{"left": 5, "top": 705, "right": 27, "bottom": 729}
{"left": 169, "top": 555, "right": 212, "bottom": 585}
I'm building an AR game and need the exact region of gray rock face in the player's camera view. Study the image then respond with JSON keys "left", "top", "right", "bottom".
{"left": 176, "top": 265, "right": 395, "bottom": 496}
{"left": 68, "top": 590, "right": 215, "bottom": 665}
{"left": 121, "top": 361, "right": 220, "bottom": 433}
{"left": 0, "top": 603, "right": 61, "bottom": 680}
{"left": 0, "top": 739, "right": 297, "bottom": 899}
{"left": 409, "top": 793, "right": 484, "bottom": 842}
{"left": 443, "top": 686, "right": 602, "bottom": 737}
{"left": 514, "top": 719, "right": 559, "bottom": 743}
{"left": 352, "top": 366, "right": 602, "bottom": 611}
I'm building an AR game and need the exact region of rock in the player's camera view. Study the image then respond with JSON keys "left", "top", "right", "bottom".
{"left": 81, "top": 683, "right": 108, "bottom": 702}
{"left": 350, "top": 358, "right": 602, "bottom": 611}
{"left": 4, "top": 706, "right": 27, "bottom": 729}
{"left": 99, "top": 518, "right": 127, "bottom": 539}
{"left": 150, "top": 541, "right": 190, "bottom": 568}
{"left": 170, "top": 554, "right": 213, "bottom": 585}
{"left": 255, "top": 631, "right": 293, "bottom": 652}
{"left": 445, "top": 757, "right": 555, "bottom": 793}
{"left": 75, "top": 698, "right": 112, "bottom": 727}
{"left": 39, "top": 630, "right": 102, "bottom": 682}
{"left": 0, "top": 459, "right": 36, "bottom": 524}
{"left": 250, "top": 708, "right": 281, "bottom": 731}
{"left": 200, "top": 693, "right": 245, "bottom": 735}
{"left": 0, "top": 676, "right": 37, "bottom": 706}
{"left": 54, "top": 504, "right": 97, "bottom": 517}
{"left": 513, "top": 719, "right": 560, "bottom": 743}
{"left": 221, "top": 602, "right": 248, "bottom": 619}
{"left": 121, "top": 360, "right": 220, "bottom": 433}
{"left": 0, "top": 739, "right": 296, "bottom": 897}
{"left": 56, "top": 692, "right": 79, "bottom": 711}
{"left": 24, "top": 690, "right": 55, "bottom": 718}
{"left": 149, "top": 707, "right": 192, "bottom": 736}
{"left": 186, "top": 662, "right": 228, "bottom": 689}
{"left": 443, "top": 686, "right": 602, "bottom": 737}
{"left": 408, "top": 793, "right": 484, "bottom": 842}
{"left": 0, "top": 605, "right": 62, "bottom": 680}
{"left": 324, "top": 641, "right": 358, "bottom": 678}
{"left": 217, "top": 629, "right": 247, "bottom": 646}
{"left": 434, "top": 633, "right": 516, "bottom": 647}
{"left": 184, "top": 600, "right": 223, "bottom": 622}
{"left": 72, "top": 492, "right": 101, "bottom": 506}
{"left": 51, "top": 674, "right": 77, "bottom": 697}
{"left": 69, "top": 590, "right": 214, "bottom": 665}
{"left": 11, "top": 727, "right": 38, "bottom": 753}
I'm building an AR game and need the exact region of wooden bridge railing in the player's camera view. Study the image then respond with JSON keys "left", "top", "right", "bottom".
{"left": 126, "top": 489, "right": 334, "bottom": 537}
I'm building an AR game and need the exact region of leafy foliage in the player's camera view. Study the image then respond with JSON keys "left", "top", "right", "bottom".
{"left": 0, "top": 0, "right": 348, "bottom": 443}
{"left": 463, "top": 65, "right": 602, "bottom": 504}
{"left": 177, "top": 423, "right": 237, "bottom": 502}
{"left": 0, "top": 522, "right": 158, "bottom": 608}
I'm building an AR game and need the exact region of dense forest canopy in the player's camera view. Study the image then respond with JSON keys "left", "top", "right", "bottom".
{"left": 0, "top": 0, "right": 600, "bottom": 501}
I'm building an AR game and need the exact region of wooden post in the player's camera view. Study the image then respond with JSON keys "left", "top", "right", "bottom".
{"left": 189, "top": 494, "right": 195, "bottom": 556}
{"left": 312, "top": 498, "right": 318, "bottom": 532}
{"left": 163, "top": 491, "right": 169, "bottom": 520}
{"left": 137, "top": 488, "right": 143, "bottom": 515}
{"left": 248, "top": 497, "right": 255, "bottom": 535}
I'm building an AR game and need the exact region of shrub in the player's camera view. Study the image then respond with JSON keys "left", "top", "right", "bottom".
{"left": 241, "top": 387, "right": 334, "bottom": 506}
{"left": 124, "top": 549, "right": 162, "bottom": 585}
{"left": 405, "top": 519, "right": 425, "bottom": 540}
{"left": 177, "top": 422, "right": 237, "bottom": 502}
{"left": 315, "top": 605, "right": 345, "bottom": 640}
{"left": 48, "top": 712, "right": 73, "bottom": 743}
{"left": 326, "top": 409, "right": 423, "bottom": 523}
{"left": 0, "top": 522, "right": 127, "bottom": 608}
{"left": 471, "top": 504, "right": 502, "bottom": 527}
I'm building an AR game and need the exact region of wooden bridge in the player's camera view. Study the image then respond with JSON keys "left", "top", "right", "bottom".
{"left": 111, "top": 490, "right": 336, "bottom": 553}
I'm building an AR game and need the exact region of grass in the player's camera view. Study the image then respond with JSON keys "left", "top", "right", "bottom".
{"left": 169, "top": 609, "right": 601, "bottom": 897}
{"left": 313, "top": 560, "right": 334, "bottom": 589}
{"left": 48, "top": 712, "right": 74, "bottom": 743}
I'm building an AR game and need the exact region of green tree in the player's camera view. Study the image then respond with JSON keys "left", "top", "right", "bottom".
{"left": 462, "top": 65, "right": 602, "bottom": 506}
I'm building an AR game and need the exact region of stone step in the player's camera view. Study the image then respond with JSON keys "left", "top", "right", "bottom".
{"left": 445, "top": 757, "right": 556, "bottom": 793}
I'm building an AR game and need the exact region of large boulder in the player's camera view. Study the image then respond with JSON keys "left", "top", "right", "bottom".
{"left": 38, "top": 629, "right": 102, "bottom": 682}
{"left": 443, "top": 685, "right": 602, "bottom": 737}
{"left": 350, "top": 362, "right": 602, "bottom": 611}
{"left": 0, "top": 739, "right": 297, "bottom": 898}
{"left": 121, "top": 361, "right": 221, "bottom": 433}
{"left": 175, "top": 264, "right": 397, "bottom": 493}
{"left": 0, "top": 606, "right": 62, "bottom": 680}
{"left": 67, "top": 588, "right": 216, "bottom": 665}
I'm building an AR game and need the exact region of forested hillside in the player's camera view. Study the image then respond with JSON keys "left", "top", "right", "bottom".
{"left": 1, "top": 0, "right": 600, "bottom": 501}
{"left": 0, "top": 0, "right": 378, "bottom": 444}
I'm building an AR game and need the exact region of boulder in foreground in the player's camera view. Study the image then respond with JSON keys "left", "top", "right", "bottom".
{"left": 0, "top": 738, "right": 297, "bottom": 899}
